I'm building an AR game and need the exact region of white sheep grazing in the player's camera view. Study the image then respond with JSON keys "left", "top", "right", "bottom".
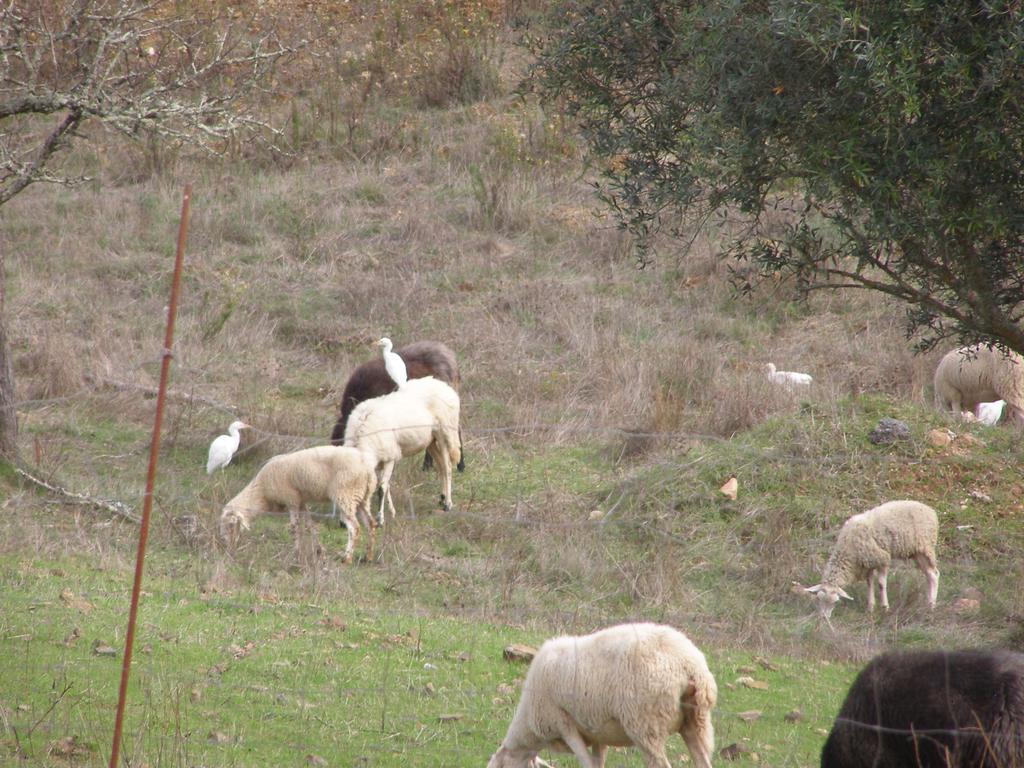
{"left": 934, "top": 344, "right": 1024, "bottom": 425}
{"left": 344, "top": 375, "right": 461, "bottom": 524}
{"left": 487, "top": 623, "right": 718, "bottom": 768}
{"left": 806, "top": 500, "right": 939, "bottom": 618}
{"left": 219, "top": 446, "right": 377, "bottom": 564}
{"left": 765, "top": 362, "right": 812, "bottom": 389}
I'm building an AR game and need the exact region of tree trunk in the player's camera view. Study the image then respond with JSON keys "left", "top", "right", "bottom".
{"left": 0, "top": 252, "right": 17, "bottom": 457}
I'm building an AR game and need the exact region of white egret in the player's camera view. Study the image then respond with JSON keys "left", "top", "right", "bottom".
{"left": 765, "top": 362, "right": 813, "bottom": 389}
{"left": 976, "top": 400, "right": 1006, "bottom": 425}
{"left": 206, "top": 420, "right": 250, "bottom": 474}
{"left": 376, "top": 337, "right": 408, "bottom": 387}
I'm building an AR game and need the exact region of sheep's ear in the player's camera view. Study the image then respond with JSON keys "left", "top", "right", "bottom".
{"left": 837, "top": 588, "right": 854, "bottom": 601}
{"left": 804, "top": 584, "right": 823, "bottom": 594}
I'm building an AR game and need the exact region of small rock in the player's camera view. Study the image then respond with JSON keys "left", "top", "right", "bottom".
{"left": 207, "top": 731, "right": 231, "bottom": 745}
{"left": 437, "top": 713, "right": 463, "bottom": 723}
{"left": 503, "top": 644, "right": 537, "bottom": 663}
{"left": 784, "top": 709, "right": 803, "bottom": 723}
{"left": 720, "top": 743, "right": 749, "bottom": 761}
{"left": 92, "top": 641, "right": 118, "bottom": 658}
{"left": 737, "top": 710, "right": 762, "bottom": 722}
{"left": 754, "top": 656, "right": 779, "bottom": 671}
{"left": 59, "top": 588, "right": 93, "bottom": 614}
{"left": 926, "top": 428, "right": 955, "bottom": 447}
{"left": 967, "top": 490, "right": 993, "bottom": 503}
{"left": 455, "top": 651, "right": 471, "bottom": 663}
{"left": 588, "top": 509, "right": 604, "bottom": 521}
{"left": 47, "top": 735, "right": 89, "bottom": 758}
{"left": 868, "top": 418, "right": 910, "bottom": 445}
{"left": 719, "top": 476, "right": 738, "bottom": 501}
{"left": 62, "top": 627, "right": 81, "bottom": 647}
{"left": 190, "top": 686, "right": 202, "bottom": 704}
{"left": 423, "top": 662, "right": 438, "bottom": 671}
{"left": 306, "top": 755, "right": 327, "bottom": 767}
{"left": 736, "top": 676, "right": 769, "bottom": 690}
{"left": 735, "top": 665, "right": 756, "bottom": 675}
{"left": 953, "top": 597, "right": 981, "bottom": 614}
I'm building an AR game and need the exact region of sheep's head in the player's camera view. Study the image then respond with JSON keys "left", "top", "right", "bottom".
{"left": 486, "top": 747, "right": 553, "bottom": 768}
{"left": 805, "top": 584, "right": 853, "bottom": 618}
{"left": 219, "top": 507, "right": 250, "bottom": 548}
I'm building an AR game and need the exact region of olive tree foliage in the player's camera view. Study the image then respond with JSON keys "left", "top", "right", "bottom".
{"left": 532, "top": 0, "right": 1024, "bottom": 352}
{"left": 0, "top": 0, "right": 297, "bottom": 457}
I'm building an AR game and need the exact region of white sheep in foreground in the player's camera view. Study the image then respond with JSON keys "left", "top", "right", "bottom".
{"left": 487, "top": 623, "right": 718, "bottom": 768}
{"left": 219, "top": 445, "right": 377, "bottom": 564}
{"left": 806, "top": 500, "right": 939, "bottom": 618}
{"left": 933, "top": 344, "right": 1024, "bottom": 425}
{"left": 765, "top": 362, "right": 812, "bottom": 389}
{"left": 344, "top": 375, "right": 461, "bottom": 524}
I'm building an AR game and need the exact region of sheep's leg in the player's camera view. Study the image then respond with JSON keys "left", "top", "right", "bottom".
{"left": 877, "top": 566, "right": 890, "bottom": 611}
{"left": 359, "top": 493, "right": 377, "bottom": 562}
{"left": 636, "top": 743, "right": 672, "bottom": 768}
{"left": 1006, "top": 403, "right": 1024, "bottom": 427}
{"left": 376, "top": 462, "right": 395, "bottom": 526}
{"left": 338, "top": 503, "right": 357, "bottom": 565}
{"left": 590, "top": 744, "right": 607, "bottom": 768}
{"left": 866, "top": 571, "right": 877, "bottom": 612}
{"left": 681, "top": 716, "right": 714, "bottom": 768}
{"left": 288, "top": 507, "right": 303, "bottom": 557}
{"left": 385, "top": 486, "right": 398, "bottom": 520}
{"left": 428, "top": 438, "right": 453, "bottom": 512}
{"left": 553, "top": 710, "right": 598, "bottom": 768}
{"left": 915, "top": 553, "right": 940, "bottom": 607}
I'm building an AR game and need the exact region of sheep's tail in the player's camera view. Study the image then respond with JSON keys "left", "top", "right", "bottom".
{"left": 683, "top": 672, "right": 717, "bottom": 715}
{"left": 456, "top": 426, "right": 465, "bottom": 472}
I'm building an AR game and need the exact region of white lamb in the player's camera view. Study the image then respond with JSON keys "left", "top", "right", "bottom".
{"left": 806, "top": 500, "right": 939, "bottom": 618}
{"left": 344, "top": 375, "right": 461, "bottom": 524}
{"left": 487, "top": 623, "right": 718, "bottom": 768}
{"left": 765, "top": 362, "right": 813, "bottom": 389}
{"left": 934, "top": 344, "right": 1024, "bottom": 425}
{"left": 218, "top": 445, "right": 377, "bottom": 564}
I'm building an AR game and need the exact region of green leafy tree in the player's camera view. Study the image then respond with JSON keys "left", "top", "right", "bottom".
{"left": 533, "top": 0, "right": 1024, "bottom": 351}
{"left": 0, "top": 0, "right": 295, "bottom": 457}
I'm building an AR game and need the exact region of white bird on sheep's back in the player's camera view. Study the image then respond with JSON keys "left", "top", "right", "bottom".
{"left": 766, "top": 362, "right": 813, "bottom": 389}
{"left": 376, "top": 337, "right": 408, "bottom": 387}
{"left": 206, "top": 420, "right": 250, "bottom": 474}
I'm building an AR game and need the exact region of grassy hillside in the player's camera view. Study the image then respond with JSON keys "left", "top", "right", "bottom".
{"left": 3, "top": 2, "right": 1024, "bottom": 766}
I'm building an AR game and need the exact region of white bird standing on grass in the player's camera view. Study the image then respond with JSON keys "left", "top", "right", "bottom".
{"left": 206, "top": 420, "right": 250, "bottom": 474}
{"left": 377, "top": 337, "right": 408, "bottom": 387}
{"left": 765, "top": 362, "right": 813, "bottom": 390}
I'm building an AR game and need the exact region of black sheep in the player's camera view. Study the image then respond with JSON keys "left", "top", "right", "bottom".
{"left": 822, "top": 649, "right": 1024, "bottom": 768}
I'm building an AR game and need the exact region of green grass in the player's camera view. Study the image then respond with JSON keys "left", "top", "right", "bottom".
{"left": 6, "top": 391, "right": 1023, "bottom": 766}
{"left": 0, "top": 549, "right": 856, "bottom": 768}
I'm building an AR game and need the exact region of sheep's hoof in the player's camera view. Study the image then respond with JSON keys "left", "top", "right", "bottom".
{"left": 439, "top": 496, "right": 452, "bottom": 513}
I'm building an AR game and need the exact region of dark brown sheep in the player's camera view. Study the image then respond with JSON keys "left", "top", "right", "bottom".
{"left": 822, "top": 649, "right": 1024, "bottom": 768}
{"left": 329, "top": 340, "right": 463, "bottom": 470}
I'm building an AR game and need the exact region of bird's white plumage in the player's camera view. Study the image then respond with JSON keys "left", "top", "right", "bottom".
{"left": 377, "top": 337, "right": 408, "bottom": 387}
{"left": 766, "top": 362, "right": 813, "bottom": 389}
{"left": 976, "top": 400, "right": 1006, "bottom": 425}
{"left": 206, "top": 420, "right": 249, "bottom": 474}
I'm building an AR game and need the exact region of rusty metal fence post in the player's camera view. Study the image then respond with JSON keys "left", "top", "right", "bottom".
{"left": 108, "top": 184, "right": 191, "bottom": 768}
